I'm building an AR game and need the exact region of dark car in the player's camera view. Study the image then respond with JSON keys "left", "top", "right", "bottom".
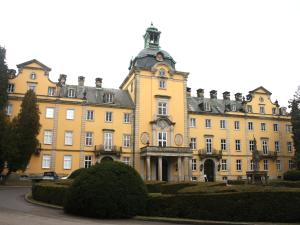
{"left": 43, "top": 171, "right": 59, "bottom": 180}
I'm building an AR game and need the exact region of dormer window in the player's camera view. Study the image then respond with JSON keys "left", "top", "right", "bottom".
{"left": 204, "top": 102, "right": 211, "bottom": 111}
{"left": 231, "top": 104, "right": 237, "bottom": 111}
{"left": 68, "top": 88, "right": 76, "bottom": 98}
{"left": 159, "top": 69, "right": 165, "bottom": 77}
{"left": 7, "top": 84, "right": 15, "bottom": 93}
{"left": 30, "top": 72, "right": 36, "bottom": 80}
{"left": 259, "top": 105, "right": 265, "bottom": 114}
{"left": 247, "top": 105, "right": 252, "bottom": 113}
{"left": 103, "top": 93, "right": 114, "bottom": 103}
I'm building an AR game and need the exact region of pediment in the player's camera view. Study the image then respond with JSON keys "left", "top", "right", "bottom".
{"left": 150, "top": 116, "right": 176, "bottom": 128}
{"left": 250, "top": 86, "right": 272, "bottom": 95}
{"left": 17, "top": 59, "right": 51, "bottom": 72}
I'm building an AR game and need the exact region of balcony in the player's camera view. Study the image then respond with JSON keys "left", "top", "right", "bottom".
{"left": 258, "top": 150, "right": 277, "bottom": 160}
{"left": 140, "top": 146, "right": 192, "bottom": 157}
{"left": 94, "top": 145, "right": 122, "bottom": 157}
{"left": 198, "top": 149, "right": 222, "bottom": 160}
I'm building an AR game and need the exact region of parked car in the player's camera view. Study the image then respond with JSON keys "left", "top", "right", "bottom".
{"left": 43, "top": 171, "right": 59, "bottom": 180}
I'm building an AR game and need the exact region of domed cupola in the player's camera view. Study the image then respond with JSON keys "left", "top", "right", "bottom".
{"left": 129, "top": 24, "right": 176, "bottom": 70}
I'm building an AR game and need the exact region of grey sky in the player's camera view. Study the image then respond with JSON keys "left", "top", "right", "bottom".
{"left": 1, "top": 0, "right": 300, "bottom": 107}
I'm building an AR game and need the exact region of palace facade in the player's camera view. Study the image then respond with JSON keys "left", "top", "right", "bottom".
{"left": 6, "top": 25, "right": 294, "bottom": 181}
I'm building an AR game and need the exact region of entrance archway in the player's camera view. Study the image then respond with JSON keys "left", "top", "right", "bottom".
{"left": 101, "top": 156, "right": 113, "bottom": 163}
{"left": 204, "top": 159, "right": 215, "bottom": 182}
{"left": 162, "top": 158, "right": 168, "bottom": 181}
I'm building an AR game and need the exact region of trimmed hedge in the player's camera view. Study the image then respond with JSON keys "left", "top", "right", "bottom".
{"left": 68, "top": 168, "right": 86, "bottom": 179}
{"left": 143, "top": 192, "right": 300, "bottom": 222}
{"left": 284, "top": 170, "right": 300, "bottom": 181}
{"left": 227, "top": 180, "right": 246, "bottom": 185}
{"left": 270, "top": 180, "right": 300, "bottom": 188}
{"left": 145, "top": 181, "right": 166, "bottom": 193}
{"left": 160, "top": 182, "right": 198, "bottom": 194}
{"left": 64, "top": 162, "right": 147, "bottom": 218}
{"left": 32, "top": 181, "right": 71, "bottom": 206}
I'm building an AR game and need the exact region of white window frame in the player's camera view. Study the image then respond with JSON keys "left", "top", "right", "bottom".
{"left": 220, "top": 139, "right": 227, "bottom": 151}
{"left": 205, "top": 119, "right": 211, "bottom": 128}
{"left": 43, "top": 130, "right": 53, "bottom": 145}
{"left": 6, "top": 104, "right": 12, "bottom": 116}
{"left": 63, "top": 155, "right": 72, "bottom": 170}
{"left": 64, "top": 131, "right": 73, "bottom": 146}
{"left": 220, "top": 120, "right": 226, "bottom": 129}
{"left": 288, "top": 160, "right": 294, "bottom": 169}
{"left": 204, "top": 102, "right": 211, "bottom": 111}
{"left": 27, "top": 83, "right": 36, "bottom": 91}
{"left": 85, "top": 132, "right": 93, "bottom": 146}
{"left": 234, "top": 121, "right": 240, "bottom": 130}
{"left": 190, "top": 118, "right": 196, "bottom": 128}
{"left": 221, "top": 159, "right": 227, "bottom": 171}
{"left": 30, "top": 72, "right": 36, "bottom": 80}
{"left": 250, "top": 160, "right": 254, "bottom": 171}
{"left": 103, "top": 93, "right": 114, "bottom": 103}
{"left": 66, "top": 109, "right": 75, "bottom": 120}
{"left": 263, "top": 159, "right": 268, "bottom": 171}
{"left": 276, "top": 160, "right": 281, "bottom": 171}
{"left": 248, "top": 122, "right": 253, "bottom": 131}
{"left": 249, "top": 140, "right": 255, "bottom": 151}
{"left": 158, "top": 132, "right": 167, "bottom": 147}
{"left": 286, "top": 124, "right": 292, "bottom": 133}
{"left": 262, "top": 140, "right": 269, "bottom": 155}
{"left": 205, "top": 138, "right": 212, "bottom": 153}
{"left": 68, "top": 88, "right": 76, "bottom": 98}
{"left": 261, "top": 123, "right": 266, "bottom": 131}
{"left": 192, "top": 159, "right": 197, "bottom": 171}
{"left": 42, "top": 155, "right": 51, "bottom": 169}
{"left": 123, "top": 113, "right": 130, "bottom": 123}
{"left": 247, "top": 105, "right": 252, "bottom": 113}
{"left": 236, "top": 159, "right": 242, "bottom": 171}
{"left": 45, "top": 107, "right": 54, "bottom": 119}
{"left": 104, "top": 132, "right": 113, "bottom": 150}
{"left": 105, "top": 112, "right": 113, "bottom": 122}
{"left": 7, "top": 83, "right": 15, "bottom": 93}
{"left": 48, "top": 87, "right": 55, "bottom": 96}
{"left": 158, "top": 102, "right": 167, "bottom": 116}
{"left": 235, "top": 139, "right": 241, "bottom": 151}
{"left": 159, "top": 79, "right": 166, "bottom": 89}
{"left": 86, "top": 110, "right": 94, "bottom": 121}
{"left": 190, "top": 138, "right": 197, "bottom": 150}
{"left": 84, "top": 155, "right": 92, "bottom": 168}
{"left": 259, "top": 105, "right": 265, "bottom": 114}
{"left": 287, "top": 142, "right": 293, "bottom": 153}
{"left": 275, "top": 141, "right": 280, "bottom": 152}
{"left": 273, "top": 123, "right": 279, "bottom": 132}
{"left": 123, "top": 157, "right": 130, "bottom": 165}
{"left": 123, "top": 134, "right": 131, "bottom": 148}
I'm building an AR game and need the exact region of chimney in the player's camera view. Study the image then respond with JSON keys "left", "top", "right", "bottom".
{"left": 186, "top": 87, "right": 191, "bottom": 97}
{"left": 78, "top": 76, "right": 85, "bottom": 86}
{"left": 210, "top": 90, "right": 217, "bottom": 99}
{"left": 223, "top": 91, "right": 230, "bottom": 100}
{"left": 235, "top": 93, "right": 242, "bottom": 102}
{"left": 95, "top": 77, "right": 102, "bottom": 88}
{"left": 196, "top": 88, "right": 204, "bottom": 98}
{"left": 58, "top": 74, "right": 67, "bottom": 86}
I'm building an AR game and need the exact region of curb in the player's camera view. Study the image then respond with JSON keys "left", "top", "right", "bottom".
{"left": 24, "top": 192, "right": 63, "bottom": 210}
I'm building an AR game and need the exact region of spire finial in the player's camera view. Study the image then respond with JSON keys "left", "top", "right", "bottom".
{"left": 151, "top": 22, "right": 153, "bottom": 26}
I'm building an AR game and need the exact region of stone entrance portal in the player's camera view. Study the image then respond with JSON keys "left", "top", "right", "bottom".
{"left": 204, "top": 159, "right": 215, "bottom": 182}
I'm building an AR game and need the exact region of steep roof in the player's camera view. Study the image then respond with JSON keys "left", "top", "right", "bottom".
{"left": 17, "top": 59, "right": 51, "bottom": 72}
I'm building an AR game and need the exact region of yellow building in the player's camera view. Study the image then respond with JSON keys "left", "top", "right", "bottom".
{"left": 6, "top": 25, "right": 294, "bottom": 181}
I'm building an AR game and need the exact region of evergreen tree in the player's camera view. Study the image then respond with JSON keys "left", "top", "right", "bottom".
{"left": 0, "top": 46, "right": 8, "bottom": 173}
{"left": 6, "top": 90, "right": 41, "bottom": 173}
{"left": 291, "top": 86, "right": 300, "bottom": 170}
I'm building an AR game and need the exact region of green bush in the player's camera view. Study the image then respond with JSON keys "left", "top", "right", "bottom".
{"left": 145, "top": 181, "right": 166, "bottom": 193}
{"left": 283, "top": 170, "right": 300, "bottom": 181}
{"left": 68, "top": 168, "right": 86, "bottom": 179}
{"left": 143, "top": 191, "right": 300, "bottom": 222}
{"left": 64, "top": 162, "right": 147, "bottom": 218}
{"left": 161, "top": 182, "right": 198, "bottom": 194}
{"left": 270, "top": 180, "right": 300, "bottom": 188}
{"left": 32, "top": 181, "right": 71, "bottom": 206}
{"left": 227, "top": 180, "right": 246, "bottom": 185}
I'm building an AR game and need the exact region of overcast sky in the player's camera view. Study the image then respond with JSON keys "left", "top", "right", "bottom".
{"left": 1, "top": 0, "right": 300, "bottom": 107}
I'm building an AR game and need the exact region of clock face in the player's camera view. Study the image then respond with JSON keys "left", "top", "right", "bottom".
{"left": 156, "top": 53, "right": 164, "bottom": 61}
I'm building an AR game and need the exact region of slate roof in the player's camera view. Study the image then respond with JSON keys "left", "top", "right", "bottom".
{"left": 187, "top": 96, "right": 245, "bottom": 114}
{"left": 58, "top": 85, "right": 134, "bottom": 109}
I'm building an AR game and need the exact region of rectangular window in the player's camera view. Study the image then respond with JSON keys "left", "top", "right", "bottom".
{"left": 235, "top": 140, "right": 241, "bottom": 151}
{"left": 46, "top": 107, "right": 54, "bottom": 118}
{"left": 250, "top": 160, "right": 254, "bottom": 171}
{"left": 68, "top": 88, "right": 75, "bottom": 98}
{"left": 287, "top": 142, "right": 293, "bottom": 152}
{"left": 190, "top": 138, "right": 196, "bottom": 150}
{"left": 205, "top": 138, "right": 212, "bottom": 153}
{"left": 86, "top": 110, "right": 94, "bottom": 121}
{"left": 289, "top": 160, "right": 294, "bottom": 169}
{"left": 263, "top": 159, "right": 268, "bottom": 171}
{"left": 48, "top": 87, "right": 55, "bottom": 96}
{"left": 205, "top": 119, "right": 211, "bottom": 128}
{"left": 234, "top": 121, "right": 240, "bottom": 130}
{"left": 204, "top": 102, "right": 211, "bottom": 111}
{"left": 123, "top": 113, "right": 130, "bottom": 123}
{"left": 85, "top": 132, "right": 93, "bottom": 146}
{"left": 260, "top": 105, "right": 265, "bottom": 114}
{"left": 6, "top": 104, "right": 12, "bottom": 116}
{"left": 272, "top": 108, "right": 277, "bottom": 115}
{"left": 275, "top": 141, "right": 280, "bottom": 152}
{"left": 286, "top": 124, "right": 292, "bottom": 133}
{"left": 105, "top": 112, "right": 113, "bottom": 122}
{"left": 158, "top": 102, "right": 167, "bottom": 115}
{"left": 64, "top": 131, "right": 73, "bottom": 145}
{"left": 261, "top": 123, "right": 266, "bottom": 131}
{"left": 276, "top": 160, "right": 281, "bottom": 171}
{"left": 221, "top": 139, "right": 227, "bottom": 151}
{"left": 262, "top": 140, "right": 268, "bottom": 154}
{"left": 43, "top": 130, "right": 53, "bottom": 145}
{"left": 220, "top": 120, "right": 226, "bottom": 129}
{"left": 190, "top": 118, "right": 196, "bottom": 127}
{"left": 66, "top": 109, "right": 75, "bottom": 120}
{"left": 273, "top": 124, "right": 279, "bottom": 132}
{"left": 231, "top": 104, "right": 237, "bottom": 111}
{"left": 192, "top": 159, "right": 197, "bottom": 171}
{"left": 247, "top": 105, "right": 252, "bottom": 113}
{"left": 221, "top": 159, "right": 227, "bottom": 171}
{"left": 104, "top": 132, "right": 113, "bottom": 150}
{"left": 123, "top": 134, "right": 131, "bottom": 148}
{"left": 123, "top": 157, "right": 130, "bottom": 165}
{"left": 192, "top": 176, "right": 197, "bottom": 182}
{"left": 249, "top": 140, "right": 255, "bottom": 151}
{"left": 236, "top": 159, "right": 242, "bottom": 171}
{"left": 42, "top": 155, "right": 51, "bottom": 169}
{"left": 63, "top": 155, "right": 72, "bottom": 169}
{"left": 27, "top": 83, "right": 36, "bottom": 91}
{"left": 158, "top": 132, "right": 167, "bottom": 147}
{"left": 159, "top": 79, "right": 166, "bottom": 89}
{"left": 84, "top": 155, "right": 92, "bottom": 168}
{"left": 7, "top": 84, "right": 15, "bottom": 93}
{"left": 248, "top": 122, "right": 253, "bottom": 131}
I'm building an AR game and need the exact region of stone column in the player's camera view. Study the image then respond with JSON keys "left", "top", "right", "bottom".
{"left": 188, "top": 157, "right": 192, "bottom": 180}
{"left": 184, "top": 156, "right": 189, "bottom": 181}
{"left": 158, "top": 156, "right": 162, "bottom": 181}
{"left": 178, "top": 157, "right": 182, "bottom": 181}
{"left": 146, "top": 156, "right": 151, "bottom": 181}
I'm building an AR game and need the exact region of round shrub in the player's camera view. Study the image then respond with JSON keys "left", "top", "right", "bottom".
{"left": 64, "top": 161, "right": 147, "bottom": 218}
{"left": 68, "top": 168, "right": 86, "bottom": 179}
{"left": 284, "top": 170, "right": 300, "bottom": 181}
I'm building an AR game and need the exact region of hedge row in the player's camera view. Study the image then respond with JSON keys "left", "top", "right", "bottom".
{"left": 32, "top": 181, "right": 71, "bottom": 206}
{"left": 145, "top": 181, "right": 166, "bottom": 193}
{"left": 146, "top": 182, "right": 198, "bottom": 194}
{"left": 284, "top": 170, "right": 300, "bottom": 181}
{"left": 142, "top": 192, "right": 300, "bottom": 222}
{"left": 227, "top": 180, "right": 246, "bottom": 185}
{"left": 270, "top": 180, "right": 300, "bottom": 188}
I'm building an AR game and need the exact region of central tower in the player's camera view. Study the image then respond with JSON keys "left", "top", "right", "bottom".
{"left": 143, "top": 23, "right": 161, "bottom": 49}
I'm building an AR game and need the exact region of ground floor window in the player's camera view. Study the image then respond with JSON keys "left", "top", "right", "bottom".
{"left": 123, "top": 157, "right": 130, "bottom": 165}
{"left": 263, "top": 159, "right": 268, "bottom": 171}
{"left": 221, "top": 159, "right": 227, "bottom": 171}
{"left": 191, "top": 159, "right": 197, "bottom": 171}
{"left": 236, "top": 159, "right": 242, "bottom": 171}
{"left": 63, "top": 155, "right": 72, "bottom": 169}
{"left": 191, "top": 176, "right": 197, "bottom": 182}
{"left": 42, "top": 155, "right": 51, "bottom": 169}
{"left": 84, "top": 155, "right": 92, "bottom": 168}
{"left": 276, "top": 160, "right": 281, "bottom": 171}
{"left": 222, "top": 176, "right": 228, "bottom": 181}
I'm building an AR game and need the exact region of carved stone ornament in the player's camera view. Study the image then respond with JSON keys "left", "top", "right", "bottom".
{"left": 158, "top": 120, "right": 168, "bottom": 129}
{"left": 140, "top": 132, "right": 150, "bottom": 145}
{"left": 174, "top": 134, "right": 183, "bottom": 146}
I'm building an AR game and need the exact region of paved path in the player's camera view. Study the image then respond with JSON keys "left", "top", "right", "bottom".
{"left": 0, "top": 187, "right": 184, "bottom": 225}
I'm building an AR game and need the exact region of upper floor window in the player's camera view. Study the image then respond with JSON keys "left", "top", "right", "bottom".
{"left": 6, "top": 104, "right": 12, "bottom": 116}
{"left": 262, "top": 140, "right": 269, "bottom": 154}
{"left": 159, "top": 79, "right": 166, "bottom": 89}
{"left": 275, "top": 141, "right": 280, "bottom": 152}
{"left": 43, "top": 130, "right": 53, "bottom": 145}
{"left": 86, "top": 110, "right": 94, "bottom": 121}
{"left": 221, "top": 159, "right": 227, "bottom": 171}
{"left": 158, "top": 102, "right": 167, "bottom": 115}
{"left": 221, "top": 139, "right": 227, "bottom": 151}
{"left": 205, "top": 138, "right": 212, "bottom": 153}
{"left": 231, "top": 104, "right": 237, "bottom": 111}
{"left": 104, "top": 132, "right": 113, "bottom": 150}
{"left": 205, "top": 119, "right": 211, "bottom": 128}
{"left": 249, "top": 140, "right": 255, "bottom": 151}
{"left": 27, "top": 83, "right": 36, "bottom": 91}
{"left": 63, "top": 155, "right": 72, "bottom": 169}
{"left": 30, "top": 72, "right": 36, "bottom": 80}
{"left": 220, "top": 120, "right": 226, "bottom": 129}
{"left": 289, "top": 160, "right": 294, "bottom": 169}
{"left": 191, "top": 159, "right": 197, "bottom": 171}
{"left": 204, "top": 102, "right": 211, "bottom": 111}
{"left": 68, "top": 88, "right": 75, "bottom": 98}
{"left": 84, "top": 155, "right": 92, "bottom": 168}
{"left": 103, "top": 93, "right": 114, "bottom": 103}
{"left": 286, "top": 124, "right": 292, "bottom": 133}
{"left": 190, "top": 118, "right": 196, "bottom": 127}
{"left": 259, "top": 105, "right": 265, "bottom": 114}
{"left": 236, "top": 159, "right": 242, "bottom": 171}
{"left": 48, "top": 87, "right": 55, "bottom": 96}
{"left": 85, "top": 132, "right": 93, "bottom": 146}
{"left": 158, "top": 132, "right": 167, "bottom": 147}
{"left": 123, "top": 134, "right": 131, "bottom": 148}
{"left": 250, "top": 160, "right": 254, "bottom": 171}
{"left": 159, "top": 69, "right": 165, "bottom": 77}
{"left": 287, "top": 142, "right": 293, "bottom": 153}
{"left": 273, "top": 123, "right": 279, "bottom": 132}
{"left": 248, "top": 121, "right": 253, "bottom": 131}
{"left": 272, "top": 107, "right": 277, "bottom": 115}
{"left": 263, "top": 159, "right": 269, "bottom": 171}
{"left": 64, "top": 131, "right": 73, "bottom": 146}
{"left": 234, "top": 121, "right": 240, "bottom": 130}
{"left": 247, "top": 105, "right": 252, "bottom": 113}
{"left": 190, "top": 138, "right": 197, "bottom": 149}
{"left": 45, "top": 107, "right": 54, "bottom": 118}
{"left": 235, "top": 140, "right": 241, "bottom": 151}
{"left": 105, "top": 112, "right": 113, "bottom": 122}
{"left": 276, "top": 160, "right": 281, "bottom": 171}
{"left": 42, "top": 155, "right": 51, "bottom": 169}
{"left": 7, "top": 84, "right": 15, "bottom": 93}
{"left": 261, "top": 123, "right": 266, "bottom": 131}
{"left": 66, "top": 109, "right": 75, "bottom": 120}
{"left": 123, "top": 113, "right": 130, "bottom": 123}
